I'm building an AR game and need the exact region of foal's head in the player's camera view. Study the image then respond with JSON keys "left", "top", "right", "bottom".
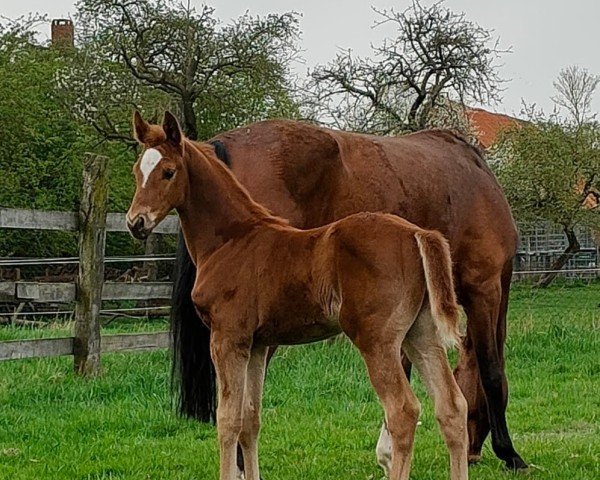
{"left": 127, "top": 111, "right": 189, "bottom": 240}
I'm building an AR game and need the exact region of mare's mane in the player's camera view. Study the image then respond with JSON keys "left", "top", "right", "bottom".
{"left": 185, "top": 138, "right": 288, "bottom": 227}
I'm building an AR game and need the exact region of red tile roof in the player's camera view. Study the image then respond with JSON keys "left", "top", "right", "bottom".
{"left": 466, "top": 108, "right": 522, "bottom": 149}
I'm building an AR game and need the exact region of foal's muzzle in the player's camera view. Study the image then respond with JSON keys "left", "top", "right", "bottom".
{"left": 126, "top": 214, "right": 153, "bottom": 240}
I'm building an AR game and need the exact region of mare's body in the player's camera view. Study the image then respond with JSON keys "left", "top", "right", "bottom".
{"left": 173, "top": 119, "right": 525, "bottom": 469}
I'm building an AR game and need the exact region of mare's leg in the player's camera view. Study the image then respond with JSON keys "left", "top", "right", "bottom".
{"left": 211, "top": 332, "right": 251, "bottom": 480}
{"left": 402, "top": 354, "right": 413, "bottom": 380}
{"left": 457, "top": 271, "right": 526, "bottom": 470}
{"left": 236, "top": 346, "right": 277, "bottom": 479}
{"left": 403, "top": 308, "right": 468, "bottom": 480}
{"left": 238, "top": 346, "right": 268, "bottom": 480}
{"left": 454, "top": 332, "right": 489, "bottom": 463}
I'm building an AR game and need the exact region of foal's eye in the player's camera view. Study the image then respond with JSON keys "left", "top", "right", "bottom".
{"left": 163, "top": 169, "right": 175, "bottom": 180}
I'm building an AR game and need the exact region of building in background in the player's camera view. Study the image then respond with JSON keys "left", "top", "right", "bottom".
{"left": 51, "top": 19, "right": 74, "bottom": 48}
{"left": 466, "top": 107, "right": 521, "bottom": 150}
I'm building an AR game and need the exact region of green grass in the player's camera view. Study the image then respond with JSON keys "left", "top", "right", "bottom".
{"left": 0, "top": 315, "right": 168, "bottom": 341}
{"left": 0, "top": 283, "right": 598, "bottom": 479}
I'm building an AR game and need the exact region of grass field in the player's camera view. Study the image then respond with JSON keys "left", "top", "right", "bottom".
{"left": 0, "top": 283, "right": 598, "bottom": 479}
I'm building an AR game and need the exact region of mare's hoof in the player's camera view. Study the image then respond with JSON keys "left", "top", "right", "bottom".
{"left": 468, "top": 454, "right": 482, "bottom": 465}
{"left": 504, "top": 455, "right": 529, "bottom": 471}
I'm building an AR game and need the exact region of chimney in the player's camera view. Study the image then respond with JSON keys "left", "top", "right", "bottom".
{"left": 51, "top": 19, "right": 74, "bottom": 48}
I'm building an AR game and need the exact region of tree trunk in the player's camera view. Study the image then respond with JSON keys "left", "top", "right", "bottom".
{"left": 181, "top": 94, "right": 198, "bottom": 140}
{"left": 536, "top": 226, "right": 580, "bottom": 288}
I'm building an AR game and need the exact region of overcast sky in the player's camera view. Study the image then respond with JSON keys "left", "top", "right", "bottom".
{"left": 3, "top": 0, "right": 599, "bottom": 118}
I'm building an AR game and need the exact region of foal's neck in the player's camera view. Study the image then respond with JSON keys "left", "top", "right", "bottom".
{"left": 177, "top": 140, "right": 281, "bottom": 263}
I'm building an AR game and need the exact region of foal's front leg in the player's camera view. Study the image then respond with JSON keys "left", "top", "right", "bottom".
{"left": 239, "top": 345, "right": 268, "bottom": 480}
{"left": 236, "top": 346, "right": 277, "bottom": 479}
{"left": 211, "top": 333, "right": 251, "bottom": 480}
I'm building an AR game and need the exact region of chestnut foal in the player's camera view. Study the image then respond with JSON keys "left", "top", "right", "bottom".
{"left": 127, "top": 112, "right": 468, "bottom": 480}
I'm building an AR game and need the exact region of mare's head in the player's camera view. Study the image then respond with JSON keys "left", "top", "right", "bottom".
{"left": 127, "top": 111, "right": 189, "bottom": 239}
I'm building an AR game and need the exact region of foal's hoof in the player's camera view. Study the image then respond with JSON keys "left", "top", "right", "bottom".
{"left": 468, "top": 454, "right": 482, "bottom": 465}
{"left": 504, "top": 455, "right": 529, "bottom": 471}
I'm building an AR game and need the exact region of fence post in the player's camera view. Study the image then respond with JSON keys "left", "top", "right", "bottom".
{"left": 73, "top": 153, "right": 109, "bottom": 376}
{"left": 143, "top": 234, "right": 159, "bottom": 281}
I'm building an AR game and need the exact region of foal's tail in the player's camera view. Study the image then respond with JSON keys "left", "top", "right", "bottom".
{"left": 414, "top": 230, "right": 462, "bottom": 349}
{"left": 170, "top": 234, "right": 217, "bottom": 423}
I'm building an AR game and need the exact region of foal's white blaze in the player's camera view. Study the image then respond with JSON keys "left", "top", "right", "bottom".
{"left": 140, "top": 148, "right": 162, "bottom": 187}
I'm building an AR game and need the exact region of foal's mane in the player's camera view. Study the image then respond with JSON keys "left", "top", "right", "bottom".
{"left": 185, "top": 138, "right": 288, "bottom": 227}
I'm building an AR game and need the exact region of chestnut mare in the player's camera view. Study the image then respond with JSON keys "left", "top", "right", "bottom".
{"left": 127, "top": 112, "right": 468, "bottom": 480}
{"left": 171, "top": 116, "right": 526, "bottom": 472}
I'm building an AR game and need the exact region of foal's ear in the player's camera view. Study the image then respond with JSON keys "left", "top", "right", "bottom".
{"left": 162, "top": 111, "right": 183, "bottom": 148}
{"left": 133, "top": 110, "right": 150, "bottom": 144}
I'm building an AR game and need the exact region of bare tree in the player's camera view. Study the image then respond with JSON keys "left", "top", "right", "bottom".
{"left": 70, "top": 0, "right": 300, "bottom": 140}
{"left": 552, "top": 65, "right": 599, "bottom": 127}
{"left": 306, "top": 0, "right": 507, "bottom": 134}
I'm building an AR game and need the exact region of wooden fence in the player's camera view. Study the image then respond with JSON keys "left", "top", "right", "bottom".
{"left": 0, "top": 154, "right": 179, "bottom": 375}
{"left": 2, "top": 155, "right": 597, "bottom": 373}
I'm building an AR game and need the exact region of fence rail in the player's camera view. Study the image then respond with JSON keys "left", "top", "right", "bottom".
{"left": 0, "top": 331, "right": 169, "bottom": 361}
{"left": 0, "top": 254, "right": 176, "bottom": 267}
{"left": 0, "top": 281, "right": 173, "bottom": 303}
{"left": 0, "top": 207, "right": 179, "bottom": 234}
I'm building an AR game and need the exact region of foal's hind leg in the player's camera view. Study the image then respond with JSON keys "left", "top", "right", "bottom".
{"left": 342, "top": 314, "right": 421, "bottom": 480}
{"left": 363, "top": 346, "right": 420, "bottom": 480}
{"left": 403, "top": 307, "right": 468, "bottom": 480}
{"left": 375, "top": 353, "right": 413, "bottom": 476}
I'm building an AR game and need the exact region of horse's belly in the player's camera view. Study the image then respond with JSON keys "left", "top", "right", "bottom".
{"left": 255, "top": 314, "right": 341, "bottom": 346}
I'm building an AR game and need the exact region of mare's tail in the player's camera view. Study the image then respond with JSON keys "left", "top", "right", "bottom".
{"left": 169, "top": 139, "right": 231, "bottom": 422}
{"left": 170, "top": 224, "right": 216, "bottom": 423}
{"left": 414, "top": 230, "right": 462, "bottom": 349}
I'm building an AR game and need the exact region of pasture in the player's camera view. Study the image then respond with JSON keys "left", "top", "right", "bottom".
{"left": 0, "top": 282, "right": 598, "bottom": 479}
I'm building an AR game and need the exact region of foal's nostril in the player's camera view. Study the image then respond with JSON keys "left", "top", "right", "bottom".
{"left": 127, "top": 215, "right": 148, "bottom": 239}
{"left": 134, "top": 216, "right": 145, "bottom": 232}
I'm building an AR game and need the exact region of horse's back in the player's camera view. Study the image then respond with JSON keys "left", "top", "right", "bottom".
{"left": 213, "top": 120, "right": 517, "bottom": 268}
